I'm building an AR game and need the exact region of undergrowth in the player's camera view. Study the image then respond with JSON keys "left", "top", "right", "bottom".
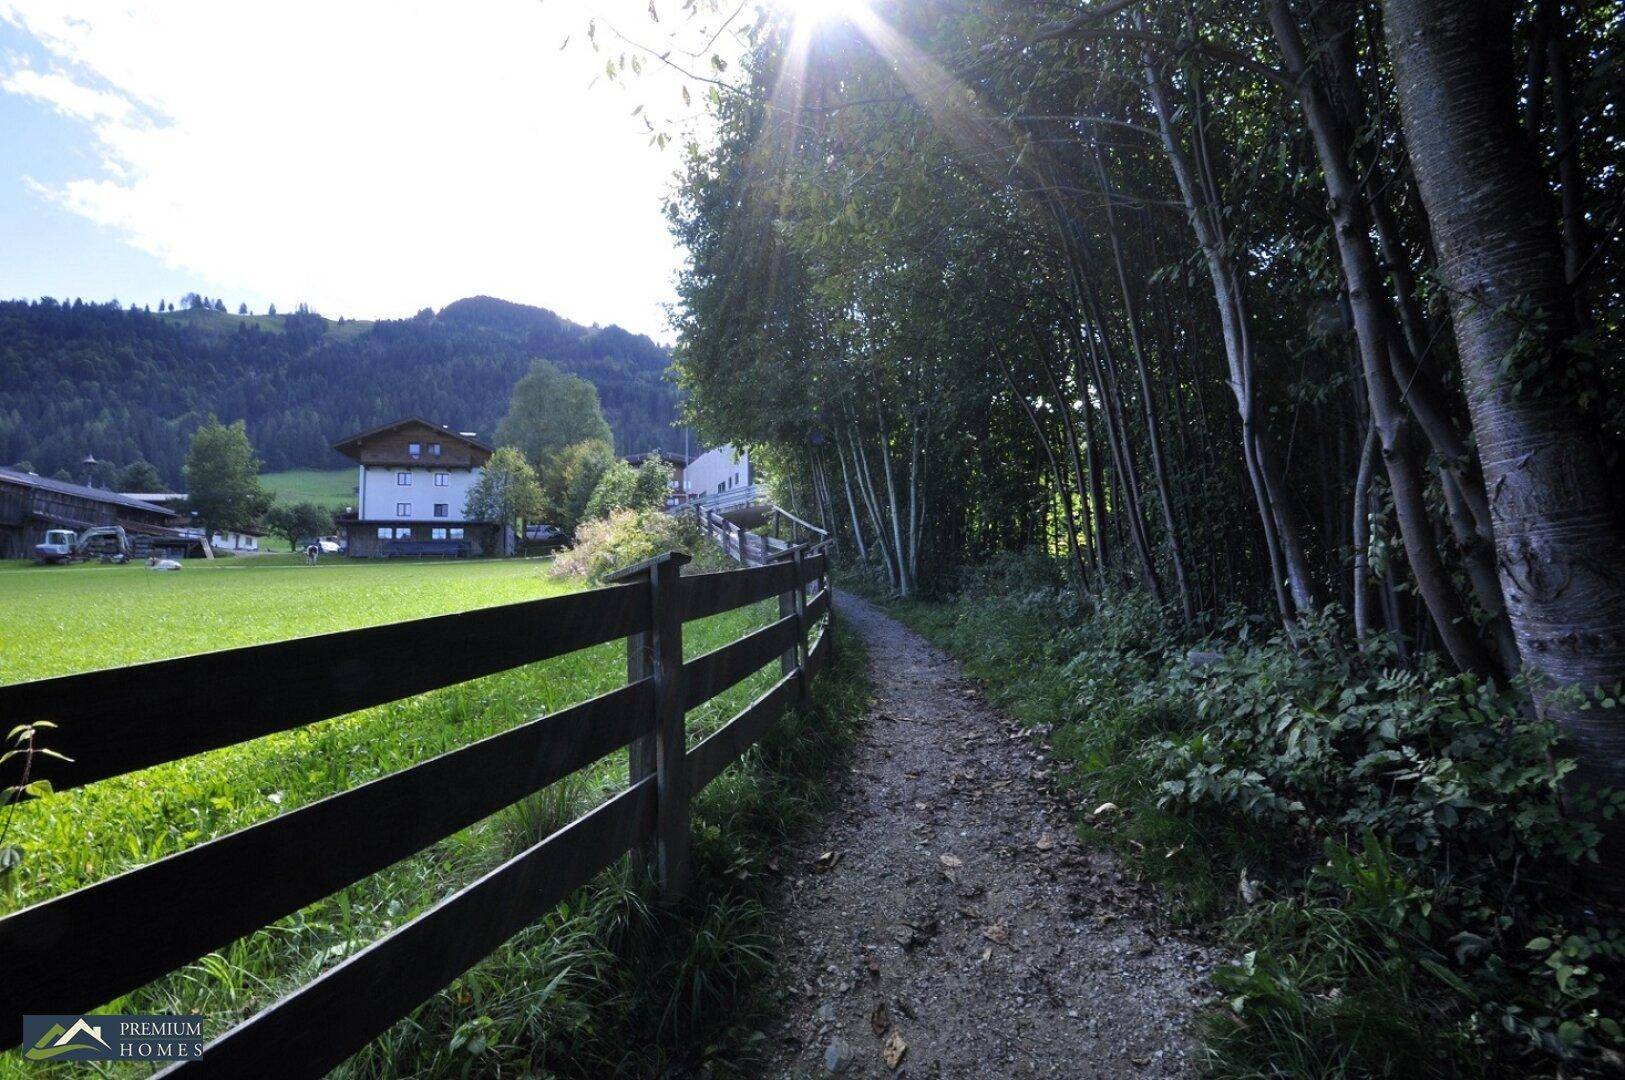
{"left": 879, "top": 551, "right": 1623, "bottom": 1079}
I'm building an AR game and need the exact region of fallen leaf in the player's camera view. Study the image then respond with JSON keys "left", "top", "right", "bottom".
{"left": 1239, "top": 868, "right": 1260, "bottom": 906}
{"left": 1091, "top": 801, "right": 1120, "bottom": 817}
{"left": 883, "top": 1030, "right": 907, "bottom": 1069}
{"left": 982, "top": 922, "right": 1010, "bottom": 944}
{"left": 814, "top": 850, "right": 843, "bottom": 872}
{"left": 870, "top": 1001, "right": 891, "bottom": 1036}
{"left": 865, "top": 956, "right": 882, "bottom": 978}
{"left": 980, "top": 945, "right": 993, "bottom": 962}
{"left": 1035, "top": 834, "right": 1055, "bottom": 851}
{"left": 914, "top": 801, "right": 928, "bottom": 811}
{"left": 938, "top": 854, "right": 964, "bottom": 869}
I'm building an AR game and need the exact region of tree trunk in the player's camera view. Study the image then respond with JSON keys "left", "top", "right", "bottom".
{"left": 1093, "top": 144, "right": 1196, "bottom": 622}
{"left": 1383, "top": 0, "right": 1625, "bottom": 852}
{"left": 1272, "top": 0, "right": 1498, "bottom": 678}
{"left": 836, "top": 439, "right": 868, "bottom": 562}
{"left": 1000, "top": 348, "right": 1091, "bottom": 591}
{"left": 1352, "top": 423, "right": 1380, "bottom": 641}
{"left": 1032, "top": 329, "right": 1100, "bottom": 577}
{"left": 1140, "top": 38, "right": 1314, "bottom": 624}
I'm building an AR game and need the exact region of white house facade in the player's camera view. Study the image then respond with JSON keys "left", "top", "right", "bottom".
{"left": 331, "top": 418, "right": 498, "bottom": 557}
{"left": 357, "top": 464, "right": 479, "bottom": 525}
{"left": 684, "top": 444, "right": 752, "bottom": 497}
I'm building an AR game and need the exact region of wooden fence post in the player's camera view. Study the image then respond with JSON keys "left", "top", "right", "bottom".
{"left": 793, "top": 548, "right": 810, "bottom": 699}
{"left": 608, "top": 550, "right": 692, "bottom": 899}
{"left": 625, "top": 627, "right": 655, "bottom": 883}
{"left": 776, "top": 550, "right": 798, "bottom": 681}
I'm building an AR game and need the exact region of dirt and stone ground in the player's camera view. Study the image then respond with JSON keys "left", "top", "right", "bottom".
{"left": 761, "top": 592, "right": 1217, "bottom": 1078}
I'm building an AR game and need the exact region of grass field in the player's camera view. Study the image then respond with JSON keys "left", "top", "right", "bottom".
{"left": 0, "top": 554, "right": 848, "bottom": 1075}
{"left": 259, "top": 468, "right": 356, "bottom": 510}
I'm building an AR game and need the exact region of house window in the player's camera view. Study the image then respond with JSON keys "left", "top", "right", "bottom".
{"left": 434, "top": 472, "right": 449, "bottom": 487}
{"left": 433, "top": 503, "right": 448, "bottom": 518}
{"left": 396, "top": 502, "right": 411, "bottom": 517}
{"left": 449, "top": 527, "right": 464, "bottom": 539}
{"left": 397, "top": 471, "right": 411, "bottom": 486}
{"left": 429, "top": 443, "right": 442, "bottom": 457}
{"left": 377, "top": 527, "right": 394, "bottom": 539}
{"left": 396, "top": 527, "right": 412, "bottom": 539}
{"left": 717, "top": 482, "right": 725, "bottom": 493}
{"left": 408, "top": 442, "right": 421, "bottom": 458}
{"left": 431, "top": 527, "right": 448, "bottom": 540}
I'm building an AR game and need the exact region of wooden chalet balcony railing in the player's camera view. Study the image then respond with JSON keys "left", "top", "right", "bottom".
{"left": 0, "top": 546, "right": 832, "bottom": 1076}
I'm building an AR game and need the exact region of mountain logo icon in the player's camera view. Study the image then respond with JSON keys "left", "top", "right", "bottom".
{"left": 24, "top": 1016, "right": 111, "bottom": 1061}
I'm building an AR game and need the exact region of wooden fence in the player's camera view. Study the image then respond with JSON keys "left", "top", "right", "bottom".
{"left": 0, "top": 546, "right": 832, "bottom": 1076}
{"left": 697, "top": 504, "right": 829, "bottom": 568}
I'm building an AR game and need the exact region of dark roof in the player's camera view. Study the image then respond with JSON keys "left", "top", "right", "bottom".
{"left": 0, "top": 467, "right": 179, "bottom": 517}
{"left": 331, "top": 417, "right": 494, "bottom": 457}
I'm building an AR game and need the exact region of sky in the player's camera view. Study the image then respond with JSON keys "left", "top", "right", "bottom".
{"left": 0, "top": 1, "right": 720, "bottom": 341}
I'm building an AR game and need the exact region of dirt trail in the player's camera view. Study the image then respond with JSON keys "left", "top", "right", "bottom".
{"left": 762, "top": 592, "right": 1214, "bottom": 1078}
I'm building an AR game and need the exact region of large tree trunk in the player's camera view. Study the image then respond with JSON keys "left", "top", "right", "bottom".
{"left": 1383, "top": 0, "right": 1625, "bottom": 850}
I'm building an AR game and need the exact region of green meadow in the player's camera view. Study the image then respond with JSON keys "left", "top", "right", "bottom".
{"left": 0, "top": 554, "right": 853, "bottom": 1075}
{"left": 258, "top": 468, "right": 356, "bottom": 510}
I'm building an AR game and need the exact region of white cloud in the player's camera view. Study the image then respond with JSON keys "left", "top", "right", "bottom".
{"left": 0, "top": 0, "right": 714, "bottom": 338}
{"left": 1, "top": 66, "right": 133, "bottom": 121}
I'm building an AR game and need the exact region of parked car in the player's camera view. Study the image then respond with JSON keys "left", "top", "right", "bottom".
{"left": 296, "top": 536, "right": 341, "bottom": 554}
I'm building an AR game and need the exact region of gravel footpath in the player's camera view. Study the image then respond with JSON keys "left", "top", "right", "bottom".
{"left": 761, "top": 591, "right": 1215, "bottom": 1078}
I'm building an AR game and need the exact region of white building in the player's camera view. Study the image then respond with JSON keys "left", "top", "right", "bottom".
{"left": 331, "top": 418, "right": 499, "bottom": 557}
{"left": 684, "top": 444, "right": 752, "bottom": 498}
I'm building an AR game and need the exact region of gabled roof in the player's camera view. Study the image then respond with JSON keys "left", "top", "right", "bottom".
{"left": 0, "top": 466, "right": 180, "bottom": 517}
{"left": 331, "top": 417, "right": 494, "bottom": 458}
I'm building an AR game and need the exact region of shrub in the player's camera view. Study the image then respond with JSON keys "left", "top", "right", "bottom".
{"left": 882, "top": 565, "right": 1625, "bottom": 1076}
{"left": 554, "top": 508, "right": 715, "bottom": 583}
{"left": 582, "top": 458, "right": 671, "bottom": 524}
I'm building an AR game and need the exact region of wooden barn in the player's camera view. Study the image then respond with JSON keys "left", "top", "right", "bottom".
{"left": 0, "top": 467, "right": 192, "bottom": 560}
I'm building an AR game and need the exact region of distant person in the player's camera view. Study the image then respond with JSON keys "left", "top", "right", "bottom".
{"left": 305, "top": 542, "right": 320, "bottom": 566}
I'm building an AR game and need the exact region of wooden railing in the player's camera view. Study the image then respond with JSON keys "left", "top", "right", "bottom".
{"left": 691, "top": 482, "right": 763, "bottom": 515}
{"left": 0, "top": 547, "right": 832, "bottom": 1076}
{"left": 696, "top": 504, "right": 829, "bottom": 568}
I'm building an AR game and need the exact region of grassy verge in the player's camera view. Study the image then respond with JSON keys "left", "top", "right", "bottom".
{"left": 872, "top": 555, "right": 1623, "bottom": 1079}
{"left": 0, "top": 557, "right": 869, "bottom": 1076}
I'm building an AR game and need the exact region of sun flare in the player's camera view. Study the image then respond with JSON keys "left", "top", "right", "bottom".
{"left": 783, "top": 0, "right": 864, "bottom": 25}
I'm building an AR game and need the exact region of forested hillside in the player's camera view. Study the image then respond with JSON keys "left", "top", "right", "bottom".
{"left": 0, "top": 294, "right": 681, "bottom": 483}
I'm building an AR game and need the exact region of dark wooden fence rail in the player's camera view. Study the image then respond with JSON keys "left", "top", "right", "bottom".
{"left": 0, "top": 545, "right": 833, "bottom": 1076}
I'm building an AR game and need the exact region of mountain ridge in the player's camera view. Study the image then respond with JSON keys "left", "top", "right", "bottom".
{"left": 0, "top": 295, "right": 683, "bottom": 485}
